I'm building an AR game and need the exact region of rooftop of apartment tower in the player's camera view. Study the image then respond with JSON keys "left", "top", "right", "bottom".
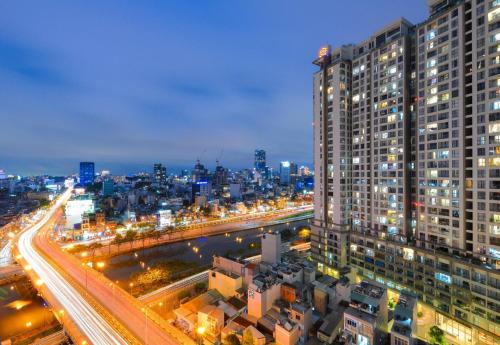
{"left": 352, "top": 281, "right": 386, "bottom": 300}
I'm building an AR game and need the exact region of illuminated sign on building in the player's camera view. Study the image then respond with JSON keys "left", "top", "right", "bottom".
{"left": 65, "top": 197, "right": 95, "bottom": 227}
{"left": 157, "top": 209, "right": 172, "bottom": 228}
{"left": 317, "top": 45, "right": 331, "bottom": 60}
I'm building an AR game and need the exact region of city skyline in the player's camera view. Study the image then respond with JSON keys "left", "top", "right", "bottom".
{"left": 0, "top": 1, "right": 427, "bottom": 175}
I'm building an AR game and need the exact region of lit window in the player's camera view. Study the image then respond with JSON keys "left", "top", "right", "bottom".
{"left": 478, "top": 158, "right": 486, "bottom": 167}
{"left": 491, "top": 32, "right": 500, "bottom": 43}
{"left": 426, "top": 30, "right": 436, "bottom": 40}
{"left": 441, "top": 93, "right": 449, "bottom": 101}
{"left": 427, "top": 59, "right": 437, "bottom": 68}
{"left": 427, "top": 68, "right": 438, "bottom": 77}
{"left": 429, "top": 87, "right": 437, "bottom": 95}
{"left": 489, "top": 123, "right": 500, "bottom": 133}
{"left": 353, "top": 157, "right": 360, "bottom": 164}
{"left": 488, "top": 7, "right": 500, "bottom": 22}
{"left": 352, "top": 94, "right": 360, "bottom": 103}
{"left": 492, "top": 214, "right": 500, "bottom": 223}
{"left": 440, "top": 199, "right": 450, "bottom": 207}
{"left": 491, "top": 101, "right": 500, "bottom": 110}
{"left": 389, "top": 66, "right": 397, "bottom": 74}
{"left": 427, "top": 170, "right": 438, "bottom": 178}
{"left": 435, "top": 272, "right": 451, "bottom": 284}
{"left": 490, "top": 157, "right": 500, "bottom": 166}
{"left": 427, "top": 95, "right": 438, "bottom": 104}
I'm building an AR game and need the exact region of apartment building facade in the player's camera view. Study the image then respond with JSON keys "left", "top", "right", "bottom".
{"left": 312, "top": 1, "right": 500, "bottom": 344}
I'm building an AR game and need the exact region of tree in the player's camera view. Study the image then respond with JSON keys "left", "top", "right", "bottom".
{"left": 112, "top": 233, "right": 123, "bottom": 244}
{"left": 242, "top": 328, "right": 254, "bottom": 345}
{"left": 223, "top": 334, "right": 241, "bottom": 345}
{"left": 125, "top": 230, "right": 137, "bottom": 248}
{"left": 429, "top": 326, "right": 446, "bottom": 345}
{"left": 178, "top": 290, "right": 191, "bottom": 301}
{"left": 194, "top": 282, "right": 206, "bottom": 294}
{"left": 112, "top": 233, "right": 123, "bottom": 254}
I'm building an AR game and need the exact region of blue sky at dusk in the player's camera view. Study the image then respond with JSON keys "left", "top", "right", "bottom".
{"left": 0, "top": 1, "right": 427, "bottom": 175}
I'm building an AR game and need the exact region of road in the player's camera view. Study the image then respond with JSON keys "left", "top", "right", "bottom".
{"left": 0, "top": 241, "right": 12, "bottom": 266}
{"left": 17, "top": 188, "right": 128, "bottom": 344}
{"left": 19, "top": 188, "right": 196, "bottom": 345}
{"left": 15, "top": 187, "right": 309, "bottom": 345}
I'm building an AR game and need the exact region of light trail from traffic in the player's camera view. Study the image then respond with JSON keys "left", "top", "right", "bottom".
{"left": 0, "top": 241, "right": 12, "bottom": 266}
{"left": 17, "top": 188, "right": 127, "bottom": 345}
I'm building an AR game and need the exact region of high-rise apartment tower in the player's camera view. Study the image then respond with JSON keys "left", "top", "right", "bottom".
{"left": 312, "top": 0, "right": 500, "bottom": 343}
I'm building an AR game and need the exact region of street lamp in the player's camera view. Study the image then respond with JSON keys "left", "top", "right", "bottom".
{"left": 197, "top": 326, "right": 205, "bottom": 345}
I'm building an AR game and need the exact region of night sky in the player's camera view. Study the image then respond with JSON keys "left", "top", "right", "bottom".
{"left": 0, "top": 1, "right": 427, "bottom": 176}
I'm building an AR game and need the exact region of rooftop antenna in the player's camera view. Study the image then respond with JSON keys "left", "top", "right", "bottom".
{"left": 197, "top": 149, "right": 207, "bottom": 164}
{"left": 216, "top": 149, "right": 224, "bottom": 167}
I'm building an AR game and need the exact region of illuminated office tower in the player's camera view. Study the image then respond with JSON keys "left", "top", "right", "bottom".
{"left": 312, "top": 1, "right": 500, "bottom": 343}
{"left": 280, "top": 161, "right": 292, "bottom": 185}
{"left": 255, "top": 149, "right": 266, "bottom": 172}
{"left": 153, "top": 163, "right": 167, "bottom": 187}
{"left": 79, "top": 162, "right": 95, "bottom": 186}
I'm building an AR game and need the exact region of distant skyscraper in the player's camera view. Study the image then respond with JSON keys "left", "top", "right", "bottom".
{"left": 290, "top": 162, "right": 298, "bottom": 187}
{"left": 153, "top": 163, "right": 167, "bottom": 187}
{"left": 213, "top": 160, "right": 228, "bottom": 192}
{"left": 279, "top": 161, "right": 291, "bottom": 186}
{"left": 79, "top": 162, "right": 95, "bottom": 186}
{"left": 192, "top": 181, "right": 211, "bottom": 203}
{"left": 102, "top": 179, "right": 114, "bottom": 197}
{"left": 299, "top": 166, "right": 310, "bottom": 176}
{"left": 192, "top": 160, "right": 208, "bottom": 183}
{"left": 254, "top": 149, "right": 266, "bottom": 172}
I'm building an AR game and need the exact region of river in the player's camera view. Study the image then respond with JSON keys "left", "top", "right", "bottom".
{"left": 100, "top": 218, "right": 311, "bottom": 285}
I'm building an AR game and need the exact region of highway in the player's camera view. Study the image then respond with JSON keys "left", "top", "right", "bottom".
{"left": 14, "top": 187, "right": 310, "bottom": 345}
{"left": 0, "top": 241, "right": 12, "bottom": 266}
{"left": 18, "top": 188, "right": 196, "bottom": 345}
{"left": 17, "top": 188, "right": 128, "bottom": 344}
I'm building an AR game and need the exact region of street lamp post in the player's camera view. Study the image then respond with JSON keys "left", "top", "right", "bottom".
{"left": 197, "top": 326, "right": 205, "bottom": 345}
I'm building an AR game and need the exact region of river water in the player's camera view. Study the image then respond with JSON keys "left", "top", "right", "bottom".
{"left": 100, "top": 219, "right": 311, "bottom": 285}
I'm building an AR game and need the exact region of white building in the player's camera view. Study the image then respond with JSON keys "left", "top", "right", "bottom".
{"left": 65, "top": 195, "right": 95, "bottom": 228}
{"left": 262, "top": 232, "right": 281, "bottom": 265}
